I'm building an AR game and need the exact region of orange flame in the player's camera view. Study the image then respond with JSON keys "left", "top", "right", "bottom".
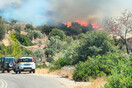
{"left": 74, "top": 20, "right": 89, "bottom": 26}
{"left": 92, "top": 22, "right": 99, "bottom": 29}
{"left": 63, "top": 20, "right": 89, "bottom": 27}
{"left": 63, "top": 19, "right": 103, "bottom": 30}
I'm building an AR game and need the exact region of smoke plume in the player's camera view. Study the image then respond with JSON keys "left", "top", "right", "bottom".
{"left": 0, "top": 0, "right": 132, "bottom": 25}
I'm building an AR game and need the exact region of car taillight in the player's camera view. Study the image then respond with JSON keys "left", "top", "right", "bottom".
{"left": 20, "top": 59, "right": 22, "bottom": 62}
{"left": 32, "top": 58, "right": 34, "bottom": 62}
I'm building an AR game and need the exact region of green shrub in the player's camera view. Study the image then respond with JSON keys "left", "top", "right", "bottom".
{"left": 33, "top": 50, "right": 44, "bottom": 63}
{"left": 73, "top": 31, "right": 116, "bottom": 64}
{"left": 44, "top": 36, "right": 63, "bottom": 58}
{"left": 36, "top": 64, "right": 47, "bottom": 68}
{"left": 73, "top": 59, "right": 106, "bottom": 81}
{"left": 0, "top": 34, "right": 22, "bottom": 58}
{"left": 0, "top": 24, "right": 6, "bottom": 41}
{"left": 49, "top": 28, "right": 66, "bottom": 41}
{"left": 47, "top": 57, "right": 54, "bottom": 63}
{"left": 52, "top": 58, "right": 70, "bottom": 70}
{"left": 13, "top": 33, "right": 33, "bottom": 46}
{"left": 130, "top": 52, "right": 132, "bottom": 59}
{"left": 73, "top": 54, "right": 126, "bottom": 81}
{"left": 21, "top": 46, "right": 33, "bottom": 56}
{"left": 28, "top": 30, "right": 44, "bottom": 40}
{"left": 26, "top": 24, "right": 34, "bottom": 30}
{"left": 105, "top": 59, "right": 132, "bottom": 88}
{"left": 14, "top": 24, "right": 21, "bottom": 33}
{"left": 25, "top": 28, "right": 31, "bottom": 33}
{"left": 66, "top": 36, "right": 73, "bottom": 44}
{"left": 45, "top": 48, "right": 54, "bottom": 58}
{"left": 39, "top": 25, "right": 53, "bottom": 35}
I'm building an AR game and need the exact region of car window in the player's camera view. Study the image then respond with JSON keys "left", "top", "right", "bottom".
{"left": 5, "top": 58, "right": 15, "bottom": 63}
{"left": 0, "top": 57, "right": 4, "bottom": 63}
{"left": 21, "top": 58, "right": 33, "bottom": 62}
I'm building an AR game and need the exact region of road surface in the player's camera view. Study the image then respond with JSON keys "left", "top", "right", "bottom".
{"left": 0, "top": 72, "right": 65, "bottom": 88}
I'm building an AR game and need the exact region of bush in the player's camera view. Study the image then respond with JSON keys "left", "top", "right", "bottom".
{"left": 49, "top": 28, "right": 66, "bottom": 41}
{"left": 40, "top": 25, "right": 52, "bottom": 35}
{"left": 36, "top": 64, "right": 47, "bottom": 68}
{"left": 74, "top": 31, "right": 116, "bottom": 64}
{"left": 13, "top": 33, "right": 33, "bottom": 46}
{"left": 25, "top": 28, "right": 31, "bottom": 33}
{"left": 33, "top": 50, "right": 44, "bottom": 62}
{"left": 26, "top": 24, "right": 34, "bottom": 30}
{"left": 0, "top": 34, "right": 22, "bottom": 58}
{"left": 45, "top": 48, "right": 54, "bottom": 58}
{"left": 21, "top": 46, "right": 33, "bottom": 56}
{"left": 14, "top": 24, "right": 21, "bottom": 33}
{"left": 28, "top": 30, "right": 44, "bottom": 40}
{"left": 66, "top": 36, "right": 73, "bottom": 44}
{"left": 73, "top": 54, "right": 126, "bottom": 81}
{"left": 105, "top": 59, "right": 132, "bottom": 88}
{"left": 52, "top": 58, "right": 70, "bottom": 70}
{"left": 0, "top": 24, "right": 6, "bottom": 41}
{"left": 44, "top": 36, "right": 63, "bottom": 58}
{"left": 73, "top": 59, "right": 106, "bottom": 81}
{"left": 47, "top": 57, "right": 54, "bottom": 63}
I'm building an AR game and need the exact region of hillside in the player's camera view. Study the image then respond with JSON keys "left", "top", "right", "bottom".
{"left": 2, "top": 34, "right": 10, "bottom": 46}
{"left": 1, "top": 31, "right": 47, "bottom": 50}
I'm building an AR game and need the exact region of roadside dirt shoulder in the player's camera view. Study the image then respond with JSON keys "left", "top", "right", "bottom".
{"left": 36, "top": 69, "right": 106, "bottom": 88}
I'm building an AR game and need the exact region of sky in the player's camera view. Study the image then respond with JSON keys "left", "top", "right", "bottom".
{"left": 0, "top": 0, "right": 132, "bottom": 26}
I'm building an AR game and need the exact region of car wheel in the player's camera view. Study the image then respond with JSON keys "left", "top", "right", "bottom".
{"left": 19, "top": 70, "right": 21, "bottom": 74}
{"left": 2, "top": 68, "right": 5, "bottom": 73}
{"left": 15, "top": 71, "right": 18, "bottom": 74}
{"left": 7, "top": 70, "right": 10, "bottom": 73}
{"left": 14, "top": 69, "right": 16, "bottom": 72}
{"left": 29, "top": 71, "right": 32, "bottom": 73}
{"left": 33, "top": 69, "right": 35, "bottom": 73}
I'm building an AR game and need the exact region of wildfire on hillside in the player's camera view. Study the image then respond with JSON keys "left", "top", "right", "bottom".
{"left": 63, "top": 19, "right": 103, "bottom": 30}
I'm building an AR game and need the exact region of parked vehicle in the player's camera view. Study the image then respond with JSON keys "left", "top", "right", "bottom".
{"left": 15, "top": 57, "right": 36, "bottom": 74}
{"left": 0, "top": 57, "right": 16, "bottom": 73}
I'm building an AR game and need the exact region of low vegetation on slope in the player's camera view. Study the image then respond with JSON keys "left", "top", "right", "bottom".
{"left": 0, "top": 10, "right": 132, "bottom": 88}
{"left": 13, "top": 33, "right": 34, "bottom": 46}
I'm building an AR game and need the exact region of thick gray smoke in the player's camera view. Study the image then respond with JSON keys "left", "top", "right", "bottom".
{"left": 0, "top": 0, "right": 132, "bottom": 25}
{"left": 47, "top": 0, "right": 132, "bottom": 24}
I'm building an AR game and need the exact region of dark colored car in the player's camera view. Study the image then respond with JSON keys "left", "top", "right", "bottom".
{"left": 0, "top": 57, "right": 16, "bottom": 73}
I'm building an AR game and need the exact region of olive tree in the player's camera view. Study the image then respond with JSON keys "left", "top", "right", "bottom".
{"left": 106, "top": 10, "right": 132, "bottom": 54}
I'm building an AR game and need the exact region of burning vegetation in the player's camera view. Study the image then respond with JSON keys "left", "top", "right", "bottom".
{"left": 63, "top": 19, "right": 103, "bottom": 31}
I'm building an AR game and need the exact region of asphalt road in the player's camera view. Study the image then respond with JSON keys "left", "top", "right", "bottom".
{"left": 0, "top": 72, "right": 65, "bottom": 88}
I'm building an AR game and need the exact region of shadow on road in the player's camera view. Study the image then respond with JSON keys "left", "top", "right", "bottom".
{"left": 0, "top": 71, "right": 32, "bottom": 75}
{"left": 11, "top": 72, "right": 32, "bottom": 75}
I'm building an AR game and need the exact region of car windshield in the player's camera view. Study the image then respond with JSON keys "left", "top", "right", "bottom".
{"left": 21, "top": 58, "right": 32, "bottom": 62}
{"left": 5, "top": 58, "right": 14, "bottom": 63}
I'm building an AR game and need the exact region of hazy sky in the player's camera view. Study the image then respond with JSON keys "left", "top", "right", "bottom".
{"left": 0, "top": 0, "right": 132, "bottom": 25}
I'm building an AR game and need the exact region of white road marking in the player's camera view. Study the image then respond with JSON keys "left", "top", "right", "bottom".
{"left": 0, "top": 79, "right": 4, "bottom": 88}
{"left": 0, "top": 79, "right": 8, "bottom": 88}
{"left": 2, "top": 79, "right": 7, "bottom": 88}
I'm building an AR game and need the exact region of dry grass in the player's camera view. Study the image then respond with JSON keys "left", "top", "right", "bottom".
{"left": 36, "top": 69, "right": 106, "bottom": 88}
{"left": 36, "top": 68, "right": 73, "bottom": 80}
{"left": 72, "top": 77, "right": 106, "bottom": 88}
{"left": 55, "top": 69, "right": 73, "bottom": 80}
{"left": 2, "top": 34, "right": 10, "bottom": 46}
{"left": 36, "top": 68, "right": 49, "bottom": 74}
